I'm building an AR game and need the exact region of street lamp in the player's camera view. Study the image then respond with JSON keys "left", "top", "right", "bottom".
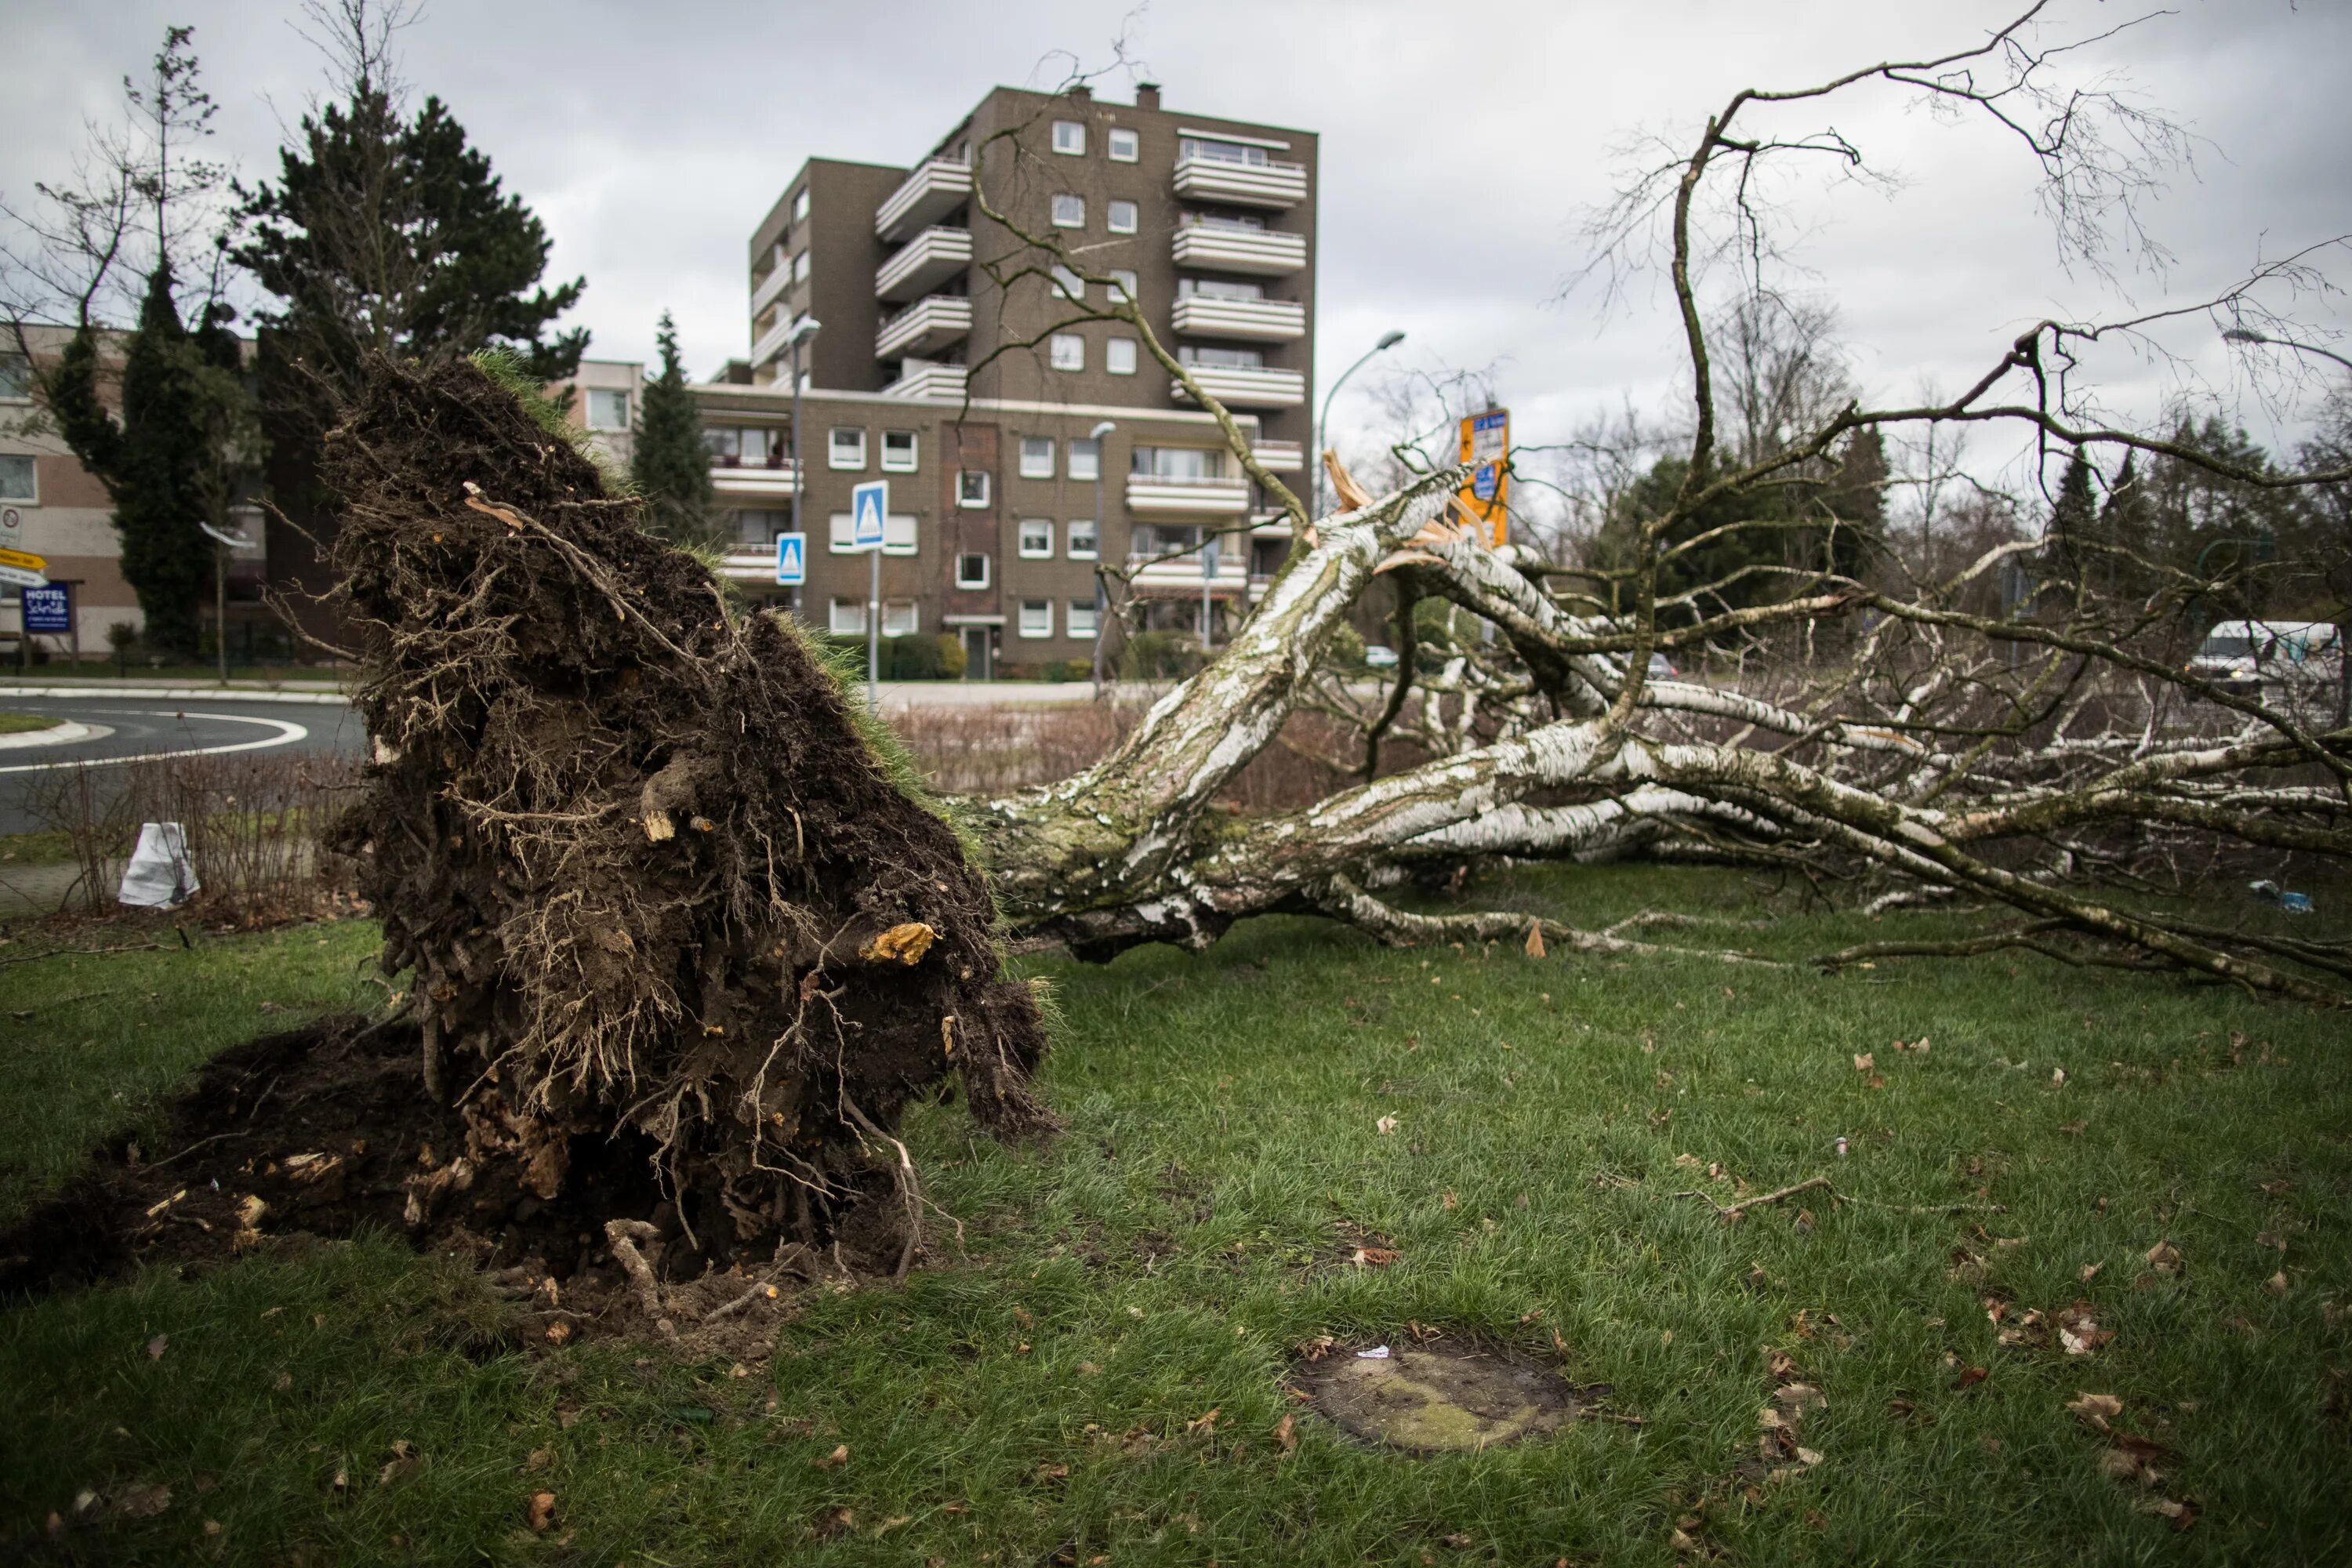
{"left": 1087, "top": 419, "right": 1115, "bottom": 692}
{"left": 786, "top": 315, "right": 821, "bottom": 619}
{"left": 2222, "top": 325, "right": 2352, "bottom": 376}
{"left": 198, "top": 520, "right": 253, "bottom": 685}
{"left": 1314, "top": 328, "right": 1405, "bottom": 521}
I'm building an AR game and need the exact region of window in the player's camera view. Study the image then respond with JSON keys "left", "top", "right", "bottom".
{"left": 0, "top": 353, "right": 29, "bottom": 400}
{"left": 1052, "top": 120, "right": 1086, "bottom": 155}
{"left": 1019, "top": 437, "right": 1055, "bottom": 478}
{"left": 1178, "top": 344, "right": 1265, "bottom": 369}
{"left": 956, "top": 552, "right": 991, "bottom": 590}
{"left": 1185, "top": 211, "right": 1265, "bottom": 232}
{"left": 1131, "top": 445, "right": 1226, "bottom": 480}
{"left": 1132, "top": 522, "right": 1202, "bottom": 555}
{"left": 881, "top": 601, "right": 919, "bottom": 637}
{"left": 958, "top": 470, "right": 990, "bottom": 507}
{"left": 789, "top": 250, "right": 809, "bottom": 285}
{"left": 1109, "top": 269, "right": 1139, "bottom": 303}
{"left": 1106, "top": 338, "right": 1138, "bottom": 376}
{"left": 734, "top": 509, "right": 788, "bottom": 546}
{"left": 1017, "top": 599, "right": 1054, "bottom": 639}
{"left": 1179, "top": 136, "right": 1271, "bottom": 167}
{"left": 702, "top": 426, "right": 775, "bottom": 466}
{"left": 793, "top": 187, "right": 811, "bottom": 223}
{"left": 585, "top": 388, "right": 630, "bottom": 430}
{"left": 1067, "top": 439, "right": 1101, "bottom": 482}
{"left": 1018, "top": 518, "right": 1054, "bottom": 557}
{"left": 0, "top": 454, "right": 34, "bottom": 503}
{"left": 1106, "top": 199, "right": 1138, "bottom": 234}
{"left": 1178, "top": 276, "right": 1264, "bottom": 301}
{"left": 829, "top": 512, "right": 920, "bottom": 554}
{"left": 829, "top": 597, "right": 864, "bottom": 635}
{"left": 829, "top": 427, "right": 866, "bottom": 470}
{"left": 881, "top": 430, "right": 918, "bottom": 471}
{"left": 1051, "top": 193, "right": 1085, "bottom": 228}
{"left": 1108, "top": 127, "right": 1139, "bottom": 163}
{"left": 1051, "top": 264, "right": 1084, "bottom": 300}
{"left": 1068, "top": 598, "right": 1101, "bottom": 637}
{"left": 1049, "top": 334, "right": 1085, "bottom": 372}
{"left": 1067, "top": 517, "right": 1098, "bottom": 559}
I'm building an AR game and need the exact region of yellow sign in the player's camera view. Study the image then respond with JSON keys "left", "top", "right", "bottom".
{"left": 1457, "top": 408, "right": 1509, "bottom": 546}
{"left": 0, "top": 546, "right": 45, "bottom": 573}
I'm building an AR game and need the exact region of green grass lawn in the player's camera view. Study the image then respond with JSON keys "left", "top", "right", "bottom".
{"left": 0, "top": 710, "right": 65, "bottom": 735}
{"left": 2, "top": 866, "right": 2347, "bottom": 1565}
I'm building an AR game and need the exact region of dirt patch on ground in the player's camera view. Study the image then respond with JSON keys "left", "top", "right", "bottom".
{"left": 0, "top": 1016, "right": 876, "bottom": 1356}
{"left": 1290, "top": 1339, "right": 1582, "bottom": 1454}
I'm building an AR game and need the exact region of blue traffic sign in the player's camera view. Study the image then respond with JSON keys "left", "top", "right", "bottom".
{"left": 774, "top": 532, "right": 806, "bottom": 586}
{"left": 851, "top": 479, "right": 888, "bottom": 550}
{"left": 21, "top": 583, "right": 70, "bottom": 633}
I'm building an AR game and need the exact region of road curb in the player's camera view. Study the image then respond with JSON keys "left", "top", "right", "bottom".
{"left": 0, "top": 719, "right": 96, "bottom": 750}
{"left": 0, "top": 686, "right": 351, "bottom": 706}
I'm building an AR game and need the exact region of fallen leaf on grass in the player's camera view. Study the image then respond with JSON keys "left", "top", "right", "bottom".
{"left": 1351, "top": 1246, "right": 1401, "bottom": 1268}
{"left": 1853, "top": 1052, "right": 1875, "bottom": 1073}
{"left": 2056, "top": 1301, "right": 2112, "bottom": 1356}
{"left": 815, "top": 1443, "right": 849, "bottom": 1470}
{"left": 113, "top": 1484, "right": 171, "bottom": 1519}
{"left": 2067, "top": 1392, "right": 2123, "bottom": 1426}
{"left": 1953, "top": 1366, "right": 1989, "bottom": 1389}
{"left": 815, "top": 1504, "right": 855, "bottom": 1538}
{"left": 1375, "top": 1115, "right": 1399, "bottom": 1136}
{"left": 2144, "top": 1240, "right": 2183, "bottom": 1276}
{"left": 2266, "top": 1271, "right": 2290, "bottom": 1295}
{"left": 2052, "top": 1068, "right": 2067, "bottom": 1088}
{"left": 144, "top": 1334, "right": 167, "bottom": 1361}
{"left": 2059, "top": 1119, "right": 2088, "bottom": 1135}
{"left": 524, "top": 1491, "right": 557, "bottom": 1531}
{"left": 1185, "top": 1408, "right": 1221, "bottom": 1434}
{"left": 378, "top": 1440, "right": 419, "bottom": 1486}
{"left": 1034, "top": 1462, "right": 1069, "bottom": 1482}
{"left": 2255, "top": 1230, "right": 2286, "bottom": 1252}
{"left": 1273, "top": 1413, "right": 1297, "bottom": 1452}
{"left": 2138, "top": 1497, "right": 2198, "bottom": 1530}
{"left": 2078, "top": 1261, "right": 2103, "bottom": 1283}
{"left": 1442, "top": 1531, "right": 1475, "bottom": 1548}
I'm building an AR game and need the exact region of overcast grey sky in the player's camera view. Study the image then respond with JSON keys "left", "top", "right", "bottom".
{"left": 5, "top": 0, "right": 2347, "bottom": 473}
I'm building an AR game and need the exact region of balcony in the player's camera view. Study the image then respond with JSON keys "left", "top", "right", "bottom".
{"left": 752, "top": 310, "right": 814, "bottom": 369}
{"left": 717, "top": 546, "right": 788, "bottom": 583}
{"left": 1171, "top": 295, "right": 1305, "bottom": 342}
{"left": 876, "top": 226, "right": 973, "bottom": 302}
{"left": 881, "top": 361, "right": 967, "bottom": 401}
{"left": 1127, "top": 546, "right": 1253, "bottom": 599}
{"left": 876, "top": 158, "right": 972, "bottom": 243}
{"left": 1251, "top": 439, "right": 1305, "bottom": 473}
{"left": 750, "top": 258, "right": 792, "bottom": 319}
{"left": 707, "top": 459, "right": 799, "bottom": 499}
{"left": 1125, "top": 473, "right": 1251, "bottom": 517}
{"left": 876, "top": 295, "right": 973, "bottom": 359}
{"left": 1173, "top": 154, "right": 1308, "bottom": 210}
{"left": 1171, "top": 223, "right": 1306, "bottom": 277}
{"left": 1172, "top": 364, "right": 1307, "bottom": 409}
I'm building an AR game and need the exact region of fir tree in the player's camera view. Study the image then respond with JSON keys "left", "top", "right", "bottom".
{"left": 631, "top": 312, "right": 714, "bottom": 544}
{"left": 2046, "top": 447, "right": 2099, "bottom": 579}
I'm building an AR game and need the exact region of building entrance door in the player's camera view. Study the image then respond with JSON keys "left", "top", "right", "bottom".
{"left": 961, "top": 626, "right": 994, "bottom": 681}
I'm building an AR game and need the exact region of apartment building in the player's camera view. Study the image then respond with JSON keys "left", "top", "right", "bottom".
{"left": 695, "top": 80, "right": 1319, "bottom": 676}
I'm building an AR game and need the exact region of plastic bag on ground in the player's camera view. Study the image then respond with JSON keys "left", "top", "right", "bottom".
{"left": 118, "top": 822, "right": 199, "bottom": 908}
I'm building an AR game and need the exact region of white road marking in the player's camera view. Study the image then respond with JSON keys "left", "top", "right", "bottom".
{"left": 0, "top": 710, "right": 312, "bottom": 775}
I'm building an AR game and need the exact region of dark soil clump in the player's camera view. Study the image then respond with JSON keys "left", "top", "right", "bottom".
{"left": 313, "top": 355, "right": 1052, "bottom": 1264}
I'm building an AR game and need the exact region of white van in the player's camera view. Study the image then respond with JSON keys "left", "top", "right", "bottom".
{"left": 2187, "top": 619, "right": 2343, "bottom": 698}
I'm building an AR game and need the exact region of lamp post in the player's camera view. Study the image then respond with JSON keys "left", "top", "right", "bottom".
{"left": 1313, "top": 328, "right": 1405, "bottom": 521}
{"left": 2222, "top": 325, "right": 2352, "bottom": 376}
{"left": 785, "top": 315, "right": 821, "bottom": 619}
{"left": 198, "top": 520, "right": 252, "bottom": 685}
{"left": 1087, "top": 419, "right": 1115, "bottom": 692}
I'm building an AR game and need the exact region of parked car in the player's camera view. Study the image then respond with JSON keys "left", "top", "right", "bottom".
{"left": 1646, "top": 652, "right": 1679, "bottom": 680}
{"left": 1363, "top": 645, "right": 1401, "bottom": 670}
{"left": 2187, "top": 619, "right": 2342, "bottom": 697}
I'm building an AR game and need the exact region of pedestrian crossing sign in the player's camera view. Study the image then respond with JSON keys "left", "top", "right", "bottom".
{"left": 851, "top": 480, "right": 888, "bottom": 550}
{"left": 774, "top": 532, "right": 806, "bottom": 586}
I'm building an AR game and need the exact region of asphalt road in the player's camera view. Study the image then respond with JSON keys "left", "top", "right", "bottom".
{"left": 0, "top": 695, "right": 365, "bottom": 836}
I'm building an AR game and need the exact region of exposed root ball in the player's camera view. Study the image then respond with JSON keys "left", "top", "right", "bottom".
{"left": 322, "top": 355, "right": 1053, "bottom": 1261}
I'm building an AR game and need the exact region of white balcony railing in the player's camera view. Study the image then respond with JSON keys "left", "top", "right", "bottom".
{"left": 1172, "top": 154, "right": 1308, "bottom": 210}
{"left": 718, "top": 546, "right": 786, "bottom": 583}
{"left": 876, "top": 226, "right": 973, "bottom": 302}
{"left": 881, "top": 361, "right": 967, "bottom": 400}
{"left": 1124, "top": 473, "right": 1252, "bottom": 516}
{"left": 707, "top": 459, "right": 799, "bottom": 498}
{"left": 753, "top": 310, "right": 815, "bottom": 369}
{"left": 750, "top": 258, "right": 792, "bottom": 320}
{"left": 876, "top": 295, "right": 974, "bottom": 359}
{"left": 1171, "top": 295, "right": 1306, "bottom": 343}
{"left": 1127, "top": 549, "right": 1253, "bottom": 597}
{"left": 1251, "top": 439, "right": 1305, "bottom": 473}
{"left": 876, "top": 158, "right": 973, "bottom": 243}
{"left": 1171, "top": 224, "right": 1306, "bottom": 277}
{"left": 1172, "top": 364, "right": 1308, "bottom": 409}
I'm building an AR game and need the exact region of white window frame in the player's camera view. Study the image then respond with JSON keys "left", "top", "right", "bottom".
{"left": 880, "top": 600, "right": 920, "bottom": 637}
{"left": 1109, "top": 269, "right": 1138, "bottom": 303}
{"left": 829, "top": 511, "right": 919, "bottom": 556}
{"left": 1019, "top": 437, "right": 1056, "bottom": 478}
{"left": 0, "top": 453, "right": 34, "bottom": 503}
{"left": 1051, "top": 264, "right": 1084, "bottom": 300}
{"left": 1068, "top": 598, "right": 1101, "bottom": 637}
{"left": 829, "top": 427, "right": 867, "bottom": 470}
{"left": 1106, "top": 338, "right": 1138, "bottom": 376}
{"left": 958, "top": 470, "right": 991, "bottom": 508}
{"left": 1106, "top": 199, "right": 1138, "bottom": 234}
{"left": 1052, "top": 120, "right": 1087, "bottom": 156}
{"left": 1051, "top": 193, "right": 1085, "bottom": 228}
{"left": 828, "top": 597, "right": 864, "bottom": 635}
{"left": 1067, "top": 439, "right": 1100, "bottom": 482}
{"left": 1108, "top": 127, "right": 1140, "bottom": 163}
{"left": 793, "top": 187, "right": 811, "bottom": 223}
{"left": 1049, "top": 334, "right": 1085, "bottom": 372}
{"left": 584, "top": 388, "right": 630, "bottom": 430}
{"left": 1018, "top": 518, "right": 1054, "bottom": 558}
{"left": 1066, "top": 517, "right": 1099, "bottom": 560}
{"left": 955, "top": 552, "right": 992, "bottom": 590}
{"left": 1017, "top": 599, "right": 1054, "bottom": 640}
{"left": 881, "top": 430, "right": 918, "bottom": 472}
{"left": 792, "top": 250, "right": 809, "bottom": 284}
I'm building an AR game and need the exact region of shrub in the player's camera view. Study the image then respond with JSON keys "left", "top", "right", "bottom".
{"left": 1119, "top": 631, "right": 1203, "bottom": 681}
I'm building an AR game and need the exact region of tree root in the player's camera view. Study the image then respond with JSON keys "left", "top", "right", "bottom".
{"left": 1668, "top": 1174, "right": 2008, "bottom": 1221}
{"left": 604, "top": 1218, "right": 676, "bottom": 1339}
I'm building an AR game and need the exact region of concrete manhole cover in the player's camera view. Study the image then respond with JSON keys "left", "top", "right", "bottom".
{"left": 1291, "top": 1342, "right": 1579, "bottom": 1454}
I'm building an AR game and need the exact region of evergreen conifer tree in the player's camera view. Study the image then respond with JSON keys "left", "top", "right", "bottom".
{"left": 2047, "top": 447, "right": 2099, "bottom": 578}
{"left": 631, "top": 312, "right": 714, "bottom": 544}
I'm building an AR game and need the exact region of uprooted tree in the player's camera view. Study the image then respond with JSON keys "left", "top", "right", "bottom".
{"left": 326, "top": 6, "right": 2350, "bottom": 1271}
